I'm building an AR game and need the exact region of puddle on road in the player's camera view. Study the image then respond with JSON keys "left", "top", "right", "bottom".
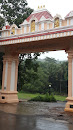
{"left": 0, "top": 101, "right": 65, "bottom": 115}
{"left": 0, "top": 101, "right": 73, "bottom": 130}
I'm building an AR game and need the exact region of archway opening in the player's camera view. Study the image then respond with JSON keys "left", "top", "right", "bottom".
{"left": 18, "top": 50, "right": 68, "bottom": 96}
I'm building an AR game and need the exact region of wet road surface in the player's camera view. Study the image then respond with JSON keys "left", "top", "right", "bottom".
{"left": 0, "top": 101, "right": 73, "bottom": 130}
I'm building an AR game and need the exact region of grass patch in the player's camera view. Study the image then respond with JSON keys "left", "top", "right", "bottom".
{"left": 18, "top": 92, "right": 67, "bottom": 101}
{"left": 54, "top": 95, "right": 66, "bottom": 101}
{"left": 18, "top": 92, "right": 43, "bottom": 100}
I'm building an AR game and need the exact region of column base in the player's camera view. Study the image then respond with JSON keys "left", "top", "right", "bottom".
{"left": 65, "top": 97, "right": 73, "bottom": 112}
{"left": 0, "top": 90, "right": 19, "bottom": 103}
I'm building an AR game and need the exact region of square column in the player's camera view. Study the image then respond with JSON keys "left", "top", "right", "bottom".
{"left": 0, "top": 55, "right": 19, "bottom": 103}
{"left": 65, "top": 51, "right": 73, "bottom": 112}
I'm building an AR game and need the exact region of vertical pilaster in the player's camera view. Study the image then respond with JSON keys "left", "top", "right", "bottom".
{"left": 67, "top": 19, "right": 69, "bottom": 26}
{"left": 14, "top": 59, "right": 19, "bottom": 91}
{"left": 24, "top": 26, "right": 26, "bottom": 33}
{"left": 41, "top": 22, "right": 44, "bottom": 30}
{"left": 65, "top": 51, "right": 73, "bottom": 112}
{"left": 0, "top": 55, "right": 19, "bottom": 103}
{"left": 59, "top": 20, "right": 62, "bottom": 27}
{"left": 2, "top": 60, "right": 6, "bottom": 91}
{"left": 7, "top": 58, "right": 12, "bottom": 91}
{"left": 68, "top": 54, "right": 72, "bottom": 97}
{"left": 35, "top": 24, "right": 37, "bottom": 32}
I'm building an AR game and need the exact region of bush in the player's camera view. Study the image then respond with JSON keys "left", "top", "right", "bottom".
{"left": 29, "top": 93, "right": 56, "bottom": 102}
{"left": 30, "top": 96, "right": 44, "bottom": 101}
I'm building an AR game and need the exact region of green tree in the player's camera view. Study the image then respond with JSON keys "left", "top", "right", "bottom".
{"left": 18, "top": 59, "right": 39, "bottom": 92}
{"left": 39, "top": 57, "right": 68, "bottom": 94}
{"left": 18, "top": 53, "right": 41, "bottom": 92}
{"left": 18, "top": 57, "right": 68, "bottom": 94}
{"left": 0, "top": 0, "right": 33, "bottom": 26}
{"left": 0, "top": 16, "right": 5, "bottom": 29}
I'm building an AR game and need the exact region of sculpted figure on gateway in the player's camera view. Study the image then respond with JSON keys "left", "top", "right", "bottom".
{"left": 11, "top": 27, "right": 15, "bottom": 35}
{"left": 31, "top": 20, "right": 35, "bottom": 32}
{"left": 54, "top": 17, "right": 59, "bottom": 28}
{"left": 0, "top": 6, "right": 73, "bottom": 112}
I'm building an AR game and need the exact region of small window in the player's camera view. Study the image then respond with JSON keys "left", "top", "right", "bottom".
{"left": 54, "top": 17, "right": 59, "bottom": 28}
{"left": 31, "top": 20, "right": 35, "bottom": 32}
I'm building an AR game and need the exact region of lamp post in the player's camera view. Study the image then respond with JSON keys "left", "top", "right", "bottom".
{"left": 49, "top": 84, "right": 51, "bottom": 95}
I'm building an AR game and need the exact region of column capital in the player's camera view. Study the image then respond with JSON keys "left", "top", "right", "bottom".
{"left": 66, "top": 50, "right": 73, "bottom": 55}
{"left": 3, "top": 55, "right": 19, "bottom": 62}
{"left": 66, "top": 51, "right": 73, "bottom": 60}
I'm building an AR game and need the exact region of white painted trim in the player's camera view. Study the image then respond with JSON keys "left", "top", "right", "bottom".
{"left": 37, "top": 24, "right": 39, "bottom": 31}
{"left": 57, "top": 33, "right": 59, "bottom": 37}
{"left": 10, "top": 61, "right": 15, "bottom": 91}
{"left": 67, "top": 19, "right": 69, "bottom": 26}
{"left": 29, "top": 26, "right": 31, "bottom": 33}
{"left": 50, "top": 34, "right": 52, "bottom": 38}
{"left": 39, "top": 16, "right": 46, "bottom": 22}
{"left": 1, "top": 25, "right": 73, "bottom": 40}
{"left": 24, "top": 26, "right": 26, "bottom": 33}
{"left": 7, "top": 31, "right": 8, "bottom": 37}
{"left": 60, "top": 20, "right": 62, "bottom": 27}
{"left": 71, "top": 31, "right": 73, "bottom": 35}
{"left": 71, "top": 18, "right": 73, "bottom": 25}
{"left": 41, "top": 22, "right": 44, "bottom": 30}
{"left": 35, "top": 24, "right": 37, "bottom": 31}
{"left": 64, "top": 32, "right": 66, "bottom": 36}
{"left": 47, "top": 23, "right": 49, "bottom": 29}
{"left": 47, "top": 35, "right": 49, "bottom": 38}
{"left": 67, "top": 32, "right": 70, "bottom": 36}
{"left": 4, "top": 61, "right": 8, "bottom": 90}
{"left": 4, "top": 32, "right": 5, "bottom": 37}
{"left": 21, "top": 28, "right": 22, "bottom": 34}
{"left": 72, "top": 58, "right": 73, "bottom": 97}
{"left": 52, "top": 22, "right": 54, "bottom": 28}
{"left": 60, "top": 33, "right": 62, "bottom": 37}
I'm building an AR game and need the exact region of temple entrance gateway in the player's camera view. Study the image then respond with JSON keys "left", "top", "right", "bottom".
{"left": 0, "top": 6, "right": 73, "bottom": 112}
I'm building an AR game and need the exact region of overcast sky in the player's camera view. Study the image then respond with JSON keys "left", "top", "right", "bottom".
{"left": 27, "top": 0, "right": 73, "bottom": 61}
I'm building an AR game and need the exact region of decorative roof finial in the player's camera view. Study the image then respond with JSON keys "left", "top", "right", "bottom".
{"left": 38, "top": 5, "right": 45, "bottom": 10}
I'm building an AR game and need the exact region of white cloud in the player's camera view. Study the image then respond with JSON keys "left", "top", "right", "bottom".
{"left": 27, "top": 0, "right": 73, "bottom": 18}
{"left": 39, "top": 51, "right": 68, "bottom": 61}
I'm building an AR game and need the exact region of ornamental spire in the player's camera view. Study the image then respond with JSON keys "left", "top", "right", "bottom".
{"left": 38, "top": 5, "right": 45, "bottom": 10}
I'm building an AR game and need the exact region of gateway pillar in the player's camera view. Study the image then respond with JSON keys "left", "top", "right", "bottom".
{"left": 0, "top": 55, "right": 19, "bottom": 103}
{"left": 65, "top": 51, "right": 73, "bottom": 112}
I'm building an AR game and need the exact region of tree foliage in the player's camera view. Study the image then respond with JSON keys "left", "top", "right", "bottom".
{"left": 0, "top": 16, "right": 5, "bottom": 29}
{"left": 0, "top": 0, "right": 33, "bottom": 26}
{"left": 18, "top": 57, "right": 68, "bottom": 94}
